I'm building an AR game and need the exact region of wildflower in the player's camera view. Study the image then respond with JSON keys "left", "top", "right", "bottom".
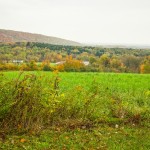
{"left": 20, "top": 138, "right": 26, "bottom": 143}
{"left": 61, "top": 93, "right": 65, "bottom": 97}
{"left": 115, "top": 124, "right": 119, "bottom": 128}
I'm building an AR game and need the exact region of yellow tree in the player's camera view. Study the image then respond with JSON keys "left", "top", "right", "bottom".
{"left": 64, "top": 55, "right": 84, "bottom": 71}
{"left": 41, "top": 60, "right": 52, "bottom": 71}
{"left": 140, "top": 56, "right": 150, "bottom": 73}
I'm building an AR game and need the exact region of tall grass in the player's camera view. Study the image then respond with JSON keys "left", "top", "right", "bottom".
{"left": 0, "top": 72, "right": 62, "bottom": 133}
{"left": 0, "top": 72, "right": 150, "bottom": 134}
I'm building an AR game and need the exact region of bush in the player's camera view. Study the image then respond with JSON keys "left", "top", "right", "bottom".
{"left": 0, "top": 72, "right": 60, "bottom": 133}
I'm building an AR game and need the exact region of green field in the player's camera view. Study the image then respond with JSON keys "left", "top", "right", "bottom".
{"left": 0, "top": 72, "right": 150, "bottom": 149}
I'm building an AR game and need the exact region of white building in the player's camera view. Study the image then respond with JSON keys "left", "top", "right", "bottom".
{"left": 12, "top": 60, "right": 24, "bottom": 64}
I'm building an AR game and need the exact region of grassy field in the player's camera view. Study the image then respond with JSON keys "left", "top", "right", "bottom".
{"left": 0, "top": 71, "right": 150, "bottom": 149}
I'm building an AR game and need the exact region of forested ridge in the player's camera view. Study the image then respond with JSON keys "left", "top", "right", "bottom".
{"left": 0, "top": 29, "right": 81, "bottom": 46}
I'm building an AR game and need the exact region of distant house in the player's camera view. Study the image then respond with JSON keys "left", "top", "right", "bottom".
{"left": 55, "top": 61, "right": 89, "bottom": 66}
{"left": 12, "top": 60, "right": 24, "bottom": 64}
{"left": 83, "top": 61, "right": 89, "bottom": 66}
{"left": 55, "top": 61, "right": 65, "bottom": 65}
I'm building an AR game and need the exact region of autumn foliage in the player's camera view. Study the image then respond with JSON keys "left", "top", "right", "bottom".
{"left": 140, "top": 56, "right": 150, "bottom": 73}
{"left": 62, "top": 56, "right": 85, "bottom": 71}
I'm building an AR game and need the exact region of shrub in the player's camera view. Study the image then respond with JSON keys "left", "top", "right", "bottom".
{"left": 0, "top": 72, "right": 60, "bottom": 133}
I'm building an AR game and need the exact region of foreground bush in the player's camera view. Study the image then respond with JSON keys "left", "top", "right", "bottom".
{"left": 0, "top": 72, "right": 61, "bottom": 133}
{"left": 0, "top": 72, "right": 150, "bottom": 134}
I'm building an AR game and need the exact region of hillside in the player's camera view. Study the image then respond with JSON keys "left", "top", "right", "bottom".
{"left": 0, "top": 29, "right": 81, "bottom": 46}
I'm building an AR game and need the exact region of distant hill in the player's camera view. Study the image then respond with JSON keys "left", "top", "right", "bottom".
{"left": 0, "top": 29, "right": 81, "bottom": 46}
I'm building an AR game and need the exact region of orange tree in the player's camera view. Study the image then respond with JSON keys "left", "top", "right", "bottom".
{"left": 63, "top": 55, "right": 85, "bottom": 72}
{"left": 140, "top": 56, "right": 150, "bottom": 73}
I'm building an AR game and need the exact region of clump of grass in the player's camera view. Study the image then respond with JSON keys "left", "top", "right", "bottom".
{"left": 0, "top": 72, "right": 61, "bottom": 133}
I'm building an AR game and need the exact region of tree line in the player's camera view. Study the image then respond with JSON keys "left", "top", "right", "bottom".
{"left": 0, "top": 42, "right": 150, "bottom": 73}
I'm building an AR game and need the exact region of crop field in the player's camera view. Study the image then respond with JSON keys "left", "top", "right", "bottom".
{"left": 0, "top": 71, "right": 150, "bottom": 149}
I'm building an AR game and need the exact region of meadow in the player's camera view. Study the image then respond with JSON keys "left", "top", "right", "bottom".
{"left": 0, "top": 71, "right": 150, "bottom": 149}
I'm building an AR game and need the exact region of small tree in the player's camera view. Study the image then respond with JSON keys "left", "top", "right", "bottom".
{"left": 63, "top": 55, "right": 84, "bottom": 72}
{"left": 27, "top": 60, "right": 38, "bottom": 71}
{"left": 42, "top": 60, "right": 52, "bottom": 71}
{"left": 140, "top": 56, "right": 150, "bottom": 73}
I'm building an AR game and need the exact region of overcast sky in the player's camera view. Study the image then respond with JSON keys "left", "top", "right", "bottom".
{"left": 0, "top": 0, "right": 150, "bottom": 45}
